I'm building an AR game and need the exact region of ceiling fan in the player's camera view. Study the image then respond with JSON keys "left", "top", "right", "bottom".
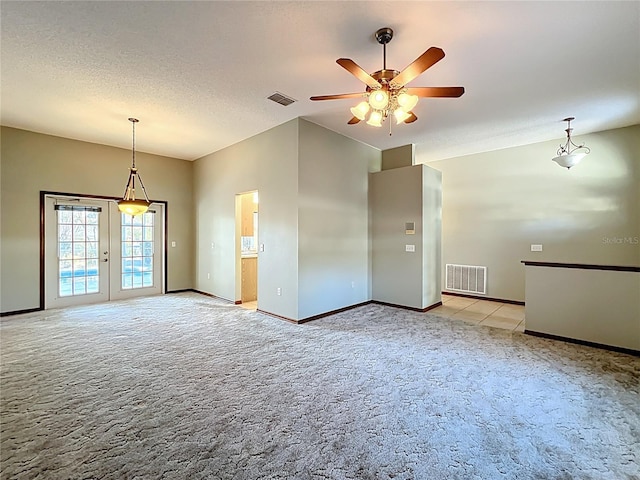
{"left": 310, "top": 27, "right": 464, "bottom": 128}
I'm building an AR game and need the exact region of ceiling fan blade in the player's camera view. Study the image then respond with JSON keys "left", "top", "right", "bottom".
{"left": 337, "top": 58, "right": 381, "bottom": 90}
{"left": 347, "top": 117, "right": 361, "bottom": 125}
{"left": 406, "top": 86, "right": 465, "bottom": 98}
{"left": 404, "top": 112, "right": 418, "bottom": 124}
{"left": 310, "top": 92, "right": 365, "bottom": 101}
{"left": 390, "top": 47, "right": 445, "bottom": 88}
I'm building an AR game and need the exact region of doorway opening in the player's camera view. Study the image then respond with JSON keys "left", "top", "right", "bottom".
{"left": 236, "top": 191, "right": 258, "bottom": 310}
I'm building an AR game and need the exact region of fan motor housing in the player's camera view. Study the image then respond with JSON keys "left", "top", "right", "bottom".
{"left": 370, "top": 69, "right": 399, "bottom": 87}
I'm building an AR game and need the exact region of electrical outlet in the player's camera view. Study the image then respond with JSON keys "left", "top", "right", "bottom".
{"left": 405, "top": 244, "right": 416, "bottom": 252}
{"left": 171, "top": 241, "right": 176, "bottom": 248}
{"left": 531, "top": 244, "right": 543, "bottom": 252}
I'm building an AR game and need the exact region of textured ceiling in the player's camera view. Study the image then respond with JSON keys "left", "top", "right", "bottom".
{"left": 1, "top": 1, "right": 639, "bottom": 163}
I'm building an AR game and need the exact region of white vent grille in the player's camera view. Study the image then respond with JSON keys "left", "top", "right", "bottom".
{"left": 267, "top": 92, "right": 296, "bottom": 106}
{"left": 446, "top": 264, "right": 487, "bottom": 294}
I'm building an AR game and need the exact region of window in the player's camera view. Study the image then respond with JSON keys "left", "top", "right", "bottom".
{"left": 121, "top": 211, "right": 155, "bottom": 289}
{"left": 55, "top": 205, "right": 100, "bottom": 297}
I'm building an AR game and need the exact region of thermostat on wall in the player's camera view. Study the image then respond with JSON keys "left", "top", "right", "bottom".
{"left": 405, "top": 222, "right": 415, "bottom": 235}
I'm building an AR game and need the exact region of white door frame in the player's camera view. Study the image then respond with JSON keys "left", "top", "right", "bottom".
{"left": 42, "top": 192, "right": 166, "bottom": 309}
{"left": 109, "top": 202, "right": 164, "bottom": 300}
{"left": 44, "top": 196, "right": 111, "bottom": 308}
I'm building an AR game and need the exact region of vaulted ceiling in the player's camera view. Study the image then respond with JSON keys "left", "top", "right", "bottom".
{"left": 2, "top": 1, "right": 639, "bottom": 163}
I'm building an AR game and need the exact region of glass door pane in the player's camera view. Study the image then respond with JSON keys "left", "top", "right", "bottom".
{"left": 56, "top": 206, "right": 101, "bottom": 297}
{"left": 109, "top": 203, "right": 163, "bottom": 300}
{"left": 45, "top": 198, "right": 110, "bottom": 309}
{"left": 120, "top": 211, "right": 155, "bottom": 290}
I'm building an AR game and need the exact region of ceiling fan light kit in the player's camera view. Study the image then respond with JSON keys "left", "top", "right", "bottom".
{"left": 310, "top": 27, "right": 465, "bottom": 130}
{"left": 367, "top": 110, "right": 384, "bottom": 127}
{"left": 552, "top": 117, "right": 590, "bottom": 169}
{"left": 350, "top": 101, "right": 370, "bottom": 120}
{"left": 397, "top": 92, "right": 419, "bottom": 111}
{"left": 117, "top": 117, "right": 152, "bottom": 216}
{"left": 369, "top": 89, "right": 390, "bottom": 110}
{"left": 394, "top": 108, "right": 412, "bottom": 124}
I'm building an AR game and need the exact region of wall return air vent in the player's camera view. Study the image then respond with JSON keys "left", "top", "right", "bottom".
{"left": 446, "top": 264, "right": 487, "bottom": 295}
{"left": 267, "top": 92, "right": 297, "bottom": 106}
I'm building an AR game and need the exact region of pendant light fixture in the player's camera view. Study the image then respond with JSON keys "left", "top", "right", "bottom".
{"left": 117, "top": 117, "right": 151, "bottom": 216}
{"left": 552, "top": 117, "right": 590, "bottom": 169}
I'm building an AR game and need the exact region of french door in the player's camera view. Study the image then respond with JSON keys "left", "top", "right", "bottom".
{"left": 44, "top": 195, "right": 164, "bottom": 309}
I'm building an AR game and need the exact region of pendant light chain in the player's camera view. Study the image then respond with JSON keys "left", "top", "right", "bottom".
{"left": 129, "top": 117, "right": 139, "bottom": 169}
{"left": 117, "top": 117, "right": 150, "bottom": 216}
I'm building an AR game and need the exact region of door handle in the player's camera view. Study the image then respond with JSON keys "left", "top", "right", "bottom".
{"left": 102, "top": 259, "right": 108, "bottom": 262}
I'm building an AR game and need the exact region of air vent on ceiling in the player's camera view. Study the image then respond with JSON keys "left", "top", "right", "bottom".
{"left": 267, "top": 92, "right": 297, "bottom": 106}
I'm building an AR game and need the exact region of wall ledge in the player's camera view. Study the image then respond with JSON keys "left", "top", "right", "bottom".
{"left": 522, "top": 261, "right": 640, "bottom": 272}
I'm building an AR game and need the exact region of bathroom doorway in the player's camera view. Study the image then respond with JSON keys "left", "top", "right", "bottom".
{"left": 237, "top": 191, "right": 258, "bottom": 310}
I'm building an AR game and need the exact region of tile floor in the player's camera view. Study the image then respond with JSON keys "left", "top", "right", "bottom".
{"left": 239, "top": 295, "right": 525, "bottom": 333}
{"left": 430, "top": 294, "right": 525, "bottom": 332}
{"left": 239, "top": 300, "right": 258, "bottom": 310}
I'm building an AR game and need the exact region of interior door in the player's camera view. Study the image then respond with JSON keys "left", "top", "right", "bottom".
{"left": 45, "top": 197, "right": 111, "bottom": 308}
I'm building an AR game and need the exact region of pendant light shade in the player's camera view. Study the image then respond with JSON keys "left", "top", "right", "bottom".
{"left": 551, "top": 152, "right": 587, "bottom": 169}
{"left": 117, "top": 118, "right": 151, "bottom": 216}
{"left": 118, "top": 198, "right": 151, "bottom": 216}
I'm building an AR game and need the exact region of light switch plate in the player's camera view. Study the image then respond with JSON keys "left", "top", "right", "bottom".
{"left": 531, "top": 244, "right": 543, "bottom": 252}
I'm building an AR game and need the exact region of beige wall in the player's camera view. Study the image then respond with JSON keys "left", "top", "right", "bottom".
{"left": 193, "top": 118, "right": 380, "bottom": 321}
{"left": 0, "top": 126, "right": 194, "bottom": 313}
{"left": 370, "top": 164, "right": 442, "bottom": 310}
{"left": 524, "top": 265, "right": 640, "bottom": 350}
{"left": 381, "top": 144, "right": 414, "bottom": 170}
{"left": 425, "top": 124, "right": 640, "bottom": 302}
{"left": 298, "top": 119, "right": 379, "bottom": 319}
{"left": 5, "top": 121, "right": 635, "bottom": 315}
{"left": 193, "top": 119, "right": 300, "bottom": 319}
{"left": 421, "top": 165, "right": 443, "bottom": 307}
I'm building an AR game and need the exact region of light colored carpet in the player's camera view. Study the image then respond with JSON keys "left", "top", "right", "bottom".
{"left": 1, "top": 292, "right": 638, "bottom": 479}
